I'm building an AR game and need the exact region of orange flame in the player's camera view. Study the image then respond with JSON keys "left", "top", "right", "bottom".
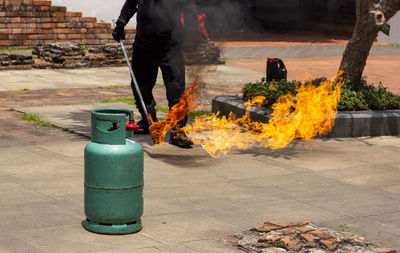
{"left": 183, "top": 73, "right": 344, "bottom": 158}
{"left": 149, "top": 80, "right": 199, "bottom": 145}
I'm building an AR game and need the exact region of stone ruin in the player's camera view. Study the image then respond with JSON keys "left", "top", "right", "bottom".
{"left": 1, "top": 40, "right": 223, "bottom": 70}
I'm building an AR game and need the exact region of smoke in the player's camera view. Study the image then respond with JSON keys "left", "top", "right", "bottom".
{"left": 196, "top": 0, "right": 253, "bottom": 36}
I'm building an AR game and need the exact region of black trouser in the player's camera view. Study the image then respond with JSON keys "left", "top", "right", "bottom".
{"left": 131, "top": 44, "right": 187, "bottom": 127}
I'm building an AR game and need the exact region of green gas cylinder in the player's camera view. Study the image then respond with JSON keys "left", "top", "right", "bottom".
{"left": 83, "top": 108, "right": 143, "bottom": 234}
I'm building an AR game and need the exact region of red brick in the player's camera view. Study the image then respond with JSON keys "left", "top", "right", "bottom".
{"left": 277, "top": 236, "right": 301, "bottom": 251}
{"left": 11, "top": 28, "right": 23, "bottom": 34}
{"left": 7, "top": 23, "right": 26, "bottom": 29}
{"left": 275, "top": 228, "right": 297, "bottom": 235}
{"left": 300, "top": 233, "right": 319, "bottom": 244}
{"left": 0, "top": 40, "right": 10, "bottom": 45}
{"left": 252, "top": 224, "right": 279, "bottom": 232}
{"left": 296, "top": 226, "right": 313, "bottom": 233}
{"left": 9, "top": 34, "right": 27, "bottom": 40}
{"left": 95, "top": 22, "right": 111, "bottom": 28}
{"left": 55, "top": 23, "right": 67, "bottom": 28}
{"left": 53, "top": 11, "right": 66, "bottom": 18}
{"left": 253, "top": 242, "right": 270, "bottom": 248}
{"left": 67, "top": 33, "right": 84, "bottom": 39}
{"left": 0, "top": 23, "right": 6, "bottom": 28}
{"left": 25, "top": 23, "right": 36, "bottom": 29}
{"left": 53, "top": 28, "right": 70, "bottom": 34}
{"left": 84, "top": 39, "right": 100, "bottom": 45}
{"left": 39, "top": 17, "right": 51, "bottom": 22}
{"left": 224, "top": 236, "right": 239, "bottom": 245}
{"left": 0, "top": 29, "right": 12, "bottom": 34}
{"left": 23, "top": 0, "right": 32, "bottom": 5}
{"left": 32, "top": 0, "right": 51, "bottom": 6}
{"left": 10, "top": 17, "right": 22, "bottom": 23}
{"left": 81, "top": 17, "right": 96, "bottom": 23}
{"left": 40, "top": 6, "right": 49, "bottom": 11}
{"left": 310, "top": 230, "right": 334, "bottom": 239}
{"left": 22, "top": 28, "right": 41, "bottom": 34}
{"left": 50, "top": 6, "right": 66, "bottom": 12}
{"left": 265, "top": 220, "right": 291, "bottom": 228}
{"left": 37, "top": 23, "right": 55, "bottom": 29}
{"left": 0, "top": 12, "right": 5, "bottom": 17}
{"left": 95, "top": 33, "right": 112, "bottom": 39}
{"left": 320, "top": 238, "right": 339, "bottom": 251}
{"left": 296, "top": 221, "right": 313, "bottom": 226}
{"left": 0, "top": 34, "right": 8, "bottom": 39}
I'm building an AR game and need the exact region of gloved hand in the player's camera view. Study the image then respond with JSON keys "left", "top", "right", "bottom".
{"left": 112, "top": 24, "right": 125, "bottom": 42}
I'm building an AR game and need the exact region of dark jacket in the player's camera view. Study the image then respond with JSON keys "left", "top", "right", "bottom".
{"left": 117, "top": 0, "right": 199, "bottom": 48}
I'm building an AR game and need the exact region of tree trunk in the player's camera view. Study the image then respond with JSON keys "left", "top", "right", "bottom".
{"left": 339, "top": 0, "right": 400, "bottom": 87}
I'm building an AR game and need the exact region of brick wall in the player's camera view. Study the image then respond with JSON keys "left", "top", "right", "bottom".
{"left": 0, "top": 0, "right": 135, "bottom": 47}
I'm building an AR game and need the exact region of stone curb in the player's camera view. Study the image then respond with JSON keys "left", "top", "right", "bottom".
{"left": 212, "top": 96, "right": 400, "bottom": 138}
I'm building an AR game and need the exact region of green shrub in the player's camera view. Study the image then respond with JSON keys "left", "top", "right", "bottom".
{"left": 242, "top": 78, "right": 400, "bottom": 111}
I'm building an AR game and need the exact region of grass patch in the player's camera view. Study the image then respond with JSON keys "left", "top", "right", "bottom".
{"left": 242, "top": 77, "right": 400, "bottom": 111}
{"left": 99, "top": 85, "right": 127, "bottom": 89}
{"left": 0, "top": 47, "right": 34, "bottom": 55}
{"left": 21, "top": 113, "right": 55, "bottom": 128}
{"left": 94, "top": 97, "right": 136, "bottom": 105}
{"left": 155, "top": 105, "right": 211, "bottom": 118}
{"left": 377, "top": 43, "right": 400, "bottom": 48}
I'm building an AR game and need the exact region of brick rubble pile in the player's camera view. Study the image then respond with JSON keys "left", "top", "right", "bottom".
{"left": 0, "top": 53, "right": 34, "bottom": 70}
{"left": 227, "top": 220, "right": 397, "bottom": 253}
{"left": 0, "top": 40, "right": 224, "bottom": 69}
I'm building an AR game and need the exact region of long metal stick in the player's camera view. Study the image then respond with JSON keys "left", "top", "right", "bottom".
{"left": 113, "top": 20, "right": 152, "bottom": 127}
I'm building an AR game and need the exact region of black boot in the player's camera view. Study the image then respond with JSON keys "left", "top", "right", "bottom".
{"left": 136, "top": 111, "right": 157, "bottom": 135}
{"left": 169, "top": 128, "right": 193, "bottom": 148}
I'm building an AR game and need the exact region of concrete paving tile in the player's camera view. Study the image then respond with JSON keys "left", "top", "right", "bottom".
{"left": 0, "top": 182, "right": 52, "bottom": 206}
{"left": 37, "top": 141, "right": 87, "bottom": 158}
{"left": 182, "top": 239, "right": 240, "bottom": 253}
{"left": 152, "top": 244, "right": 199, "bottom": 253}
{"left": 0, "top": 201, "right": 81, "bottom": 232}
{"left": 317, "top": 163, "right": 400, "bottom": 188}
{"left": 21, "top": 176, "right": 83, "bottom": 200}
{"left": 0, "top": 171, "right": 18, "bottom": 184}
{"left": 302, "top": 191, "right": 400, "bottom": 218}
{"left": 96, "top": 247, "right": 162, "bottom": 253}
{"left": 369, "top": 211, "right": 400, "bottom": 237}
{"left": 140, "top": 211, "right": 240, "bottom": 244}
{"left": 143, "top": 191, "right": 206, "bottom": 217}
{"left": 198, "top": 198, "right": 349, "bottom": 231}
{"left": 0, "top": 159, "right": 82, "bottom": 181}
{"left": 18, "top": 224, "right": 162, "bottom": 253}
{"left": 203, "top": 153, "right": 299, "bottom": 180}
{"left": 51, "top": 198, "right": 85, "bottom": 218}
{"left": 0, "top": 234, "right": 43, "bottom": 253}
{"left": 0, "top": 146, "right": 55, "bottom": 166}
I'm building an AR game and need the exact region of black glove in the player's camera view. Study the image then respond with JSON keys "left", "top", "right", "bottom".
{"left": 112, "top": 24, "right": 125, "bottom": 42}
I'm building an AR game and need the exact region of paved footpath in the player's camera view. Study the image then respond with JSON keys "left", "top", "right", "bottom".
{"left": 0, "top": 36, "right": 400, "bottom": 252}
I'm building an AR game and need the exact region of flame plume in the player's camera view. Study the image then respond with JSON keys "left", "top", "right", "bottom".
{"left": 149, "top": 80, "right": 199, "bottom": 145}
{"left": 184, "top": 74, "right": 344, "bottom": 158}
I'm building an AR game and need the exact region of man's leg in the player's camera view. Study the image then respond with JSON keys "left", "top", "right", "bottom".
{"left": 131, "top": 46, "right": 158, "bottom": 131}
{"left": 159, "top": 47, "right": 193, "bottom": 147}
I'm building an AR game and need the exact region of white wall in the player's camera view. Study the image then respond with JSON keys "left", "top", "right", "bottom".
{"left": 50, "top": 0, "right": 136, "bottom": 27}
{"left": 378, "top": 12, "right": 400, "bottom": 44}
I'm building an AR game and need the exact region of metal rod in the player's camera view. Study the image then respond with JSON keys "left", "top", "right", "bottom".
{"left": 113, "top": 20, "right": 152, "bottom": 127}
